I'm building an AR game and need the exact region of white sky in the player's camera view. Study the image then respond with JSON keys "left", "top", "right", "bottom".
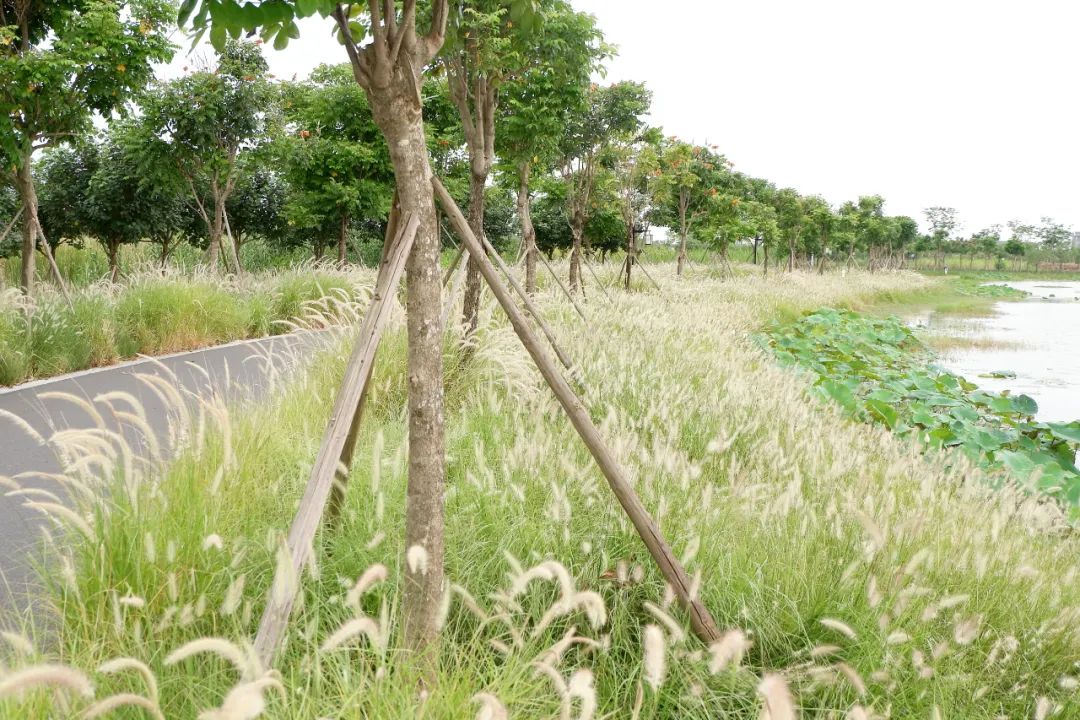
{"left": 162, "top": 0, "right": 1080, "bottom": 235}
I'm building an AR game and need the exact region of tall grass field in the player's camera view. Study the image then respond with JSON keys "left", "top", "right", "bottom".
{"left": 0, "top": 266, "right": 369, "bottom": 386}
{"left": 2, "top": 265, "right": 1079, "bottom": 719}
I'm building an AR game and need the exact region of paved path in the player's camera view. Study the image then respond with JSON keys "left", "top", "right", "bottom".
{"left": 0, "top": 331, "right": 332, "bottom": 625}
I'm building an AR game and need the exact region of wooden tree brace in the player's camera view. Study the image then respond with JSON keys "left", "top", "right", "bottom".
{"left": 433, "top": 177, "right": 721, "bottom": 643}
{"left": 535, "top": 249, "right": 591, "bottom": 326}
{"left": 635, "top": 254, "right": 664, "bottom": 293}
{"left": 442, "top": 214, "right": 576, "bottom": 373}
{"left": 253, "top": 212, "right": 420, "bottom": 665}
{"left": 581, "top": 254, "right": 615, "bottom": 304}
{"left": 442, "top": 244, "right": 466, "bottom": 287}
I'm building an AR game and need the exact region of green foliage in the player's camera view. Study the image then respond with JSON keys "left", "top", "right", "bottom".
{"left": 277, "top": 63, "right": 393, "bottom": 253}
{"left": 494, "top": 1, "right": 607, "bottom": 172}
{"left": 0, "top": 0, "right": 175, "bottom": 168}
{"left": 762, "top": 308, "right": 1080, "bottom": 509}
{"left": 34, "top": 143, "right": 99, "bottom": 244}
{"left": 135, "top": 40, "right": 272, "bottom": 195}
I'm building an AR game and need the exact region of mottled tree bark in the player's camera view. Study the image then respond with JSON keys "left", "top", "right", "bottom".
{"left": 518, "top": 161, "right": 537, "bottom": 295}
{"left": 569, "top": 210, "right": 584, "bottom": 294}
{"left": 334, "top": 0, "right": 449, "bottom": 661}
{"left": 460, "top": 176, "right": 486, "bottom": 340}
{"left": 15, "top": 154, "right": 36, "bottom": 294}
{"left": 14, "top": 148, "right": 67, "bottom": 298}
{"left": 338, "top": 213, "right": 349, "bottom": 268}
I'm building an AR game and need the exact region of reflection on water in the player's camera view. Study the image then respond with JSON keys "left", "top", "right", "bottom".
{"left": 913, "top": 281, "right": 1080, "bottom": 422}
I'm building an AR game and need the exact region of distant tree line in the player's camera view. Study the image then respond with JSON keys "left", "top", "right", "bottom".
{"left": 3, "top": 4, "right": 1075, "bottom": 298}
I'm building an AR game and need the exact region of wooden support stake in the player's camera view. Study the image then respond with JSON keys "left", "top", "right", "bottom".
{"left": 253, "top": 213, "right": 420, "bottom": 665}
{"left": 433, "top": 177, "right": 721, "bottom": 644}
{"left": 442, "top": 244, "right": 466, "bottom": 287}
{"left": 485, "top": 235, "right": 576, "bottom": 372}
{"left": 636, "top": 256, "right": 664, "bottom": 294}
{"left": 536, "top": 249, "right": 590, "bottom": 326}
{"left": 438, "top": 197, "right": 575, "bottom": 373}
{"left": 327, "top": 201, "right": 401, "bottom": 527}
{"left": 581, "top": 254, "right": 614, "bottom": 304}
{"left": 0, "top": 206, "right": 23, "bottom": 248}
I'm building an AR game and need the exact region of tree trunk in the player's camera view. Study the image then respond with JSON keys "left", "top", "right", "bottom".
{"left": 222, "top": 203, "right": 242, "bottom": 275}
{"left": 15, "top": 154, "right": 36, "bottom": 294}
{"left": 222, "top": 205, "right": 243, "bottom": 275}
{"left": 14, "top": 149, "right": 67, "bottom": 298}
{"left": 677, "top": 232, "right": 687, "bottom": 277}
{"left": 763, "top": 242, "right": 769, "bottom": 277}
{"left": 518, "top": 162, "right": 537, "bottom": 295}
{"left": 338, "top": 214, "right": 349, "bottom": 268}
{"left": 624, "top": 225, "right": 635, "bottom": 289}
{"left": 314, "top": 239, "right": 325, "bottom": 262}
{"left": 209, "top": 189, "right": 224, "bottom": 271}
{"left": 569, "top": 211, "right": 584, "bottom": 294}
{"left": 368, "top": 77, "right": 446, "bottom": 661}
{"left": 461, "top": 174, "right": 486, "bottom": 340}
{"left": 752, "top": 236, "right": 759, "bottom": 265}
{"left": 106, "top": 240, "right": 120, "bottom": 283}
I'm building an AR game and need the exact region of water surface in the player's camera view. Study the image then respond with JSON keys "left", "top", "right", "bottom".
{"left": 914, "top": 281, "right": 1080, "bottom": 422}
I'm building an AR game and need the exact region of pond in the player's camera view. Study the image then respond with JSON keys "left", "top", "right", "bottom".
{"left": 913, "top": 281, "right": 1080, "bottom": 422}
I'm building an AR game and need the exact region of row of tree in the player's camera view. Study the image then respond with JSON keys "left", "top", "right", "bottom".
{"left": 4, "top": 7, "right": 1074, "bottom": 300}
{"left": 4, "top": 0, "right": 1077, "bottom": 666}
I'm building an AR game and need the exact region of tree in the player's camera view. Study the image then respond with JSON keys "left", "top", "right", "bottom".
{"left": 609, "top": 126, "right": 660, "bottom": 288}
{"left": 651, "top": 140, "right": 733, "bottom": 276}
{"left": 800, "top": 195, "right": 834, "bottom": 272}
{"left": 136, "top": 40, "right": 273, "bottom": 274}
{"left": 558, "top": 81, "right": 650, "bottom": 293}
{"left": 773, "top": 188, "right": 805, "bottom": 271}
{"left": 923, "top": 206, "right": 958, "bottom": 269}
{"left": 90, "top": 124, "right": 191, "bottom": 275}
{"left": 225, "top": 160, "right": 290, "bottom": 265}
{"left": 35, "top": 143, "right": 98, "bottom": 251}
{"left": 495, "top": 2, "right": 605, "bottom": 293}
{"left": 440, "top": 0, "right": 538, "bottom": 337}
{"left": 971, "top": 225, "right": 1002, "bottom": 270}
{"left": 184, "top": 0, "right": 453, "bottom": 659}
{"left": 1034, "top": 217, "right": 1072, "bottom": 269}
{"left": 1004, "top": 235, "right": 1026, "bottom": 270}
{"left": 279, "top": 63, "right": 393, "bottom": 267}
{"left": 0, "top": 0, "right": 174, "bottom": 294}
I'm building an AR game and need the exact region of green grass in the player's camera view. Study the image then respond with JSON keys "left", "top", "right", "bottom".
{"left": 0, "top": 268, "right": 369, "bottom": 386}
{"left": 3, "top": 266, "right": 1079, "bottom": 718}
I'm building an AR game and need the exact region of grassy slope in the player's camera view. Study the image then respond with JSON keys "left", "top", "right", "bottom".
{"left": 5, "top": 265, "right": 1080, "bottom": 718}
{"left": 0, "top": 267, "right": 369, "bottom": 386}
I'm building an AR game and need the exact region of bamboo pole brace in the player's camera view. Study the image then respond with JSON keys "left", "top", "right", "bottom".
{"left": 535, "top": 249, "right": 590, "bottom": 326}
{"left": 581, "top": 254, "right": 615, "bottom": 304}
{"left": 442, "top": 244, "right": 466, "bottom": 287}
{"left": 444, "top": 213, "right": 576, "bottom": 374}
{"left": 433, "top": 177, "right": 721, "bottom": 643}
{"left": 253, "top": 213, "right": 420, "bottom": 665}
{"left": 326, "top": 198, "right": 401, "bottom": 527}
{"left": 635, "top": 255, "right": 664, "bottom": 293}
{"left": 0, "top": 205, "right": 23, "bottom": 247}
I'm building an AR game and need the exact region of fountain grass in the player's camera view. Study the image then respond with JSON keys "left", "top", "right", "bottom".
{"left": 0, "top": 267, "right": 368, "bottom": 387}
{"left": 3, "top": 266, "right": 1080, "bottom": 719}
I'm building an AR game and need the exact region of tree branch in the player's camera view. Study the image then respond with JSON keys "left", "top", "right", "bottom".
{"left": 333, "top": 4, "right": 372, "bottom": 88}
{"left": 368, "top": 0, "right": 385, "bottom": 48}
{"left": 421, "top": 0, "right": 449, "bottom": 64}
{"left": 390, "top": 0, "right": 416, "bottom": 65}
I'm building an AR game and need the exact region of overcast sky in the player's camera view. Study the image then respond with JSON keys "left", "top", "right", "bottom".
{"left": 164, "top": 0, "right": 1080, "bottom": 235}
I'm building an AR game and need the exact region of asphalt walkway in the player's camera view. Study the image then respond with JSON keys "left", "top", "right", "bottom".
{"left": 0, "top": 331, "right": 331, "bottom": 625}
